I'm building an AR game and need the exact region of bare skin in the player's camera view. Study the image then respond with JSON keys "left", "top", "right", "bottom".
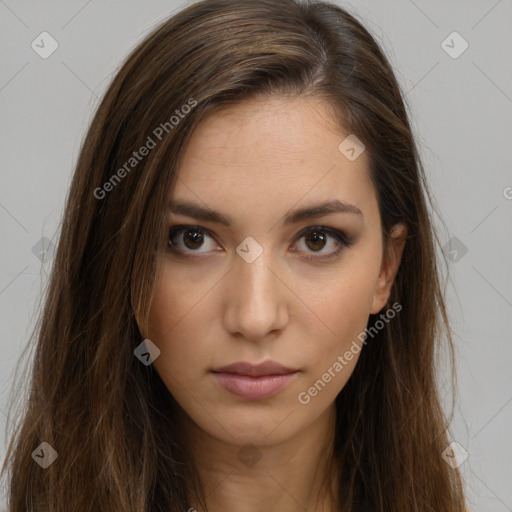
{"left": 139, "top": 95, "right": 407, "bottom": 511}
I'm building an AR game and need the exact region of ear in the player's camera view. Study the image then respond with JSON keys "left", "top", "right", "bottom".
{"left": 370, "top": 222, "right": 407, "bottom": 315}
{"left": 134, "top": 309, "right": 149, "bottom": 340}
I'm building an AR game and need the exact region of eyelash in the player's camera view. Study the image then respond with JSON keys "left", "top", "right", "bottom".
{"left": 167, "top": 224, "right": 354, "bottom": 262}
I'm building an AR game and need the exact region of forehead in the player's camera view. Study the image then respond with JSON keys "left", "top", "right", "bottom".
{"left": 169, "top": 96, "right": 377, "bottom": 227}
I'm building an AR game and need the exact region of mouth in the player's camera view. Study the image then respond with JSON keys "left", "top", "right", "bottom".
{"left": 211, "top": 360, "right": 299, "bottom": 400}
{"left": 211, "top": 371, "right": 298, "bottom": 400}
{"left": 211, "top": 360, "right": 298, "bottom": 377}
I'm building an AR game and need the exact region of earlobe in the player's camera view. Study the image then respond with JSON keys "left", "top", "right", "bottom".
{"left": 370, "top": 223, "right": 407, "bottom": 315}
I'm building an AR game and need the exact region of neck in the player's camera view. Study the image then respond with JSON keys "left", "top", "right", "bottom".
{"left": 177, "top": 403, "right": 339, "bottom": 512}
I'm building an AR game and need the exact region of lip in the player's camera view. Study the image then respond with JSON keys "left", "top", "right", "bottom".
{"left": 211, "top": 360, "right": 299, "bottom": 400}
{"left": 212, "top": 360, "right": 297, "bottom": 377}
{"left": 212, "top": 372, "right": 298, "bottom": 400}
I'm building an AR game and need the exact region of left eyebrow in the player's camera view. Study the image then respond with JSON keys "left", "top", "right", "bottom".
{"left": 283, "top": 199, "right": 363, "bottom": 224}
{"left": 167, "top": 199, "right": 363, "bottom": 227}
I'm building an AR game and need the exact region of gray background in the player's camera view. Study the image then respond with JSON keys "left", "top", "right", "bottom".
{"left": 1, "top": 1, "right": 511, "bottom": 510}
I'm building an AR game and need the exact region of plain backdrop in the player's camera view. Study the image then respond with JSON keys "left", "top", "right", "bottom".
{"left": 1, "top": 1, "right": 511, "bottom": 510}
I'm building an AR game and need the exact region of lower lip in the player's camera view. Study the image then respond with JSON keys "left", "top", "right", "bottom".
{"left": 212, "top": 371, "right": 298, "bottom": 400}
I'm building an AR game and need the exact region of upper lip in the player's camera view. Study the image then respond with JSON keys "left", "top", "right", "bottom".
{"left": 212, "top": 360, "right": 297, "bottom": 377}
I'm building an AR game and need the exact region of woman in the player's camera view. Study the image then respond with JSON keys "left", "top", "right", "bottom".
{"left": 2, "top": 0, "right": 467, "bottom": 510}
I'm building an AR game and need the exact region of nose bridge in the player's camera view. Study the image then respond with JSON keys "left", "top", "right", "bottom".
{"left": 224, "top": 245, "right": 287, "bottom": 339}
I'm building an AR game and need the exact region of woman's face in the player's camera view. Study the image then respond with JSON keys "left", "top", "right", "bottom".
{"left": 143, "top": 96, "right": 405, "bottom": 447}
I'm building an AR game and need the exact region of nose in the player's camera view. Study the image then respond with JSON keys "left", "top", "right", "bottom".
{"left": 222, "top": 249, "right": 289, "bottom": 341}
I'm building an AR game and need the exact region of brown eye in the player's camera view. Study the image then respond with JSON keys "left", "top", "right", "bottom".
{"left": 182, "top": 229, "right": 204, "bottom": 249}
{"left": 168, "top": 226, "right": 219, "bottom": 254}
{"left": 304, "top": 230, "right": 327, "bottom": 252}
{"left": 293, "top": 226, "right": 353, "bottom": 261}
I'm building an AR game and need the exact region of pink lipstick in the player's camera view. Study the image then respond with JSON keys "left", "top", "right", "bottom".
{"left": 211, "top": 360, "right": 298, "bottom": 400}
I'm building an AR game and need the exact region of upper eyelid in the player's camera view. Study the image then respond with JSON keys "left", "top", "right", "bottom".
{"left": 167, "top": 224, "right": 344, "bottom": 236}
{"left": 167, "top": 224, "right": 350, "bottom": 247}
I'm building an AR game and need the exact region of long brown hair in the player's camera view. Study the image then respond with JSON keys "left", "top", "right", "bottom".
{"left": 2, "top": 0, "right": 466, "bottom": 510}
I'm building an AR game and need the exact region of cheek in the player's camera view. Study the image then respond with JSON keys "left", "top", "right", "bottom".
{"left": 147, "top": 258, "right": 220, "bottom": 339}
{"left": 293, "top": 268, "right": 378, "bottom": 408}
{"left": 145, "top": 267, "right": 216, "bottom": 385}
{"left": 297, "top": 254, "right": 380, "bottom": 361}
{"left": 330, "top": 272, "right": 376, "bottom": 339}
